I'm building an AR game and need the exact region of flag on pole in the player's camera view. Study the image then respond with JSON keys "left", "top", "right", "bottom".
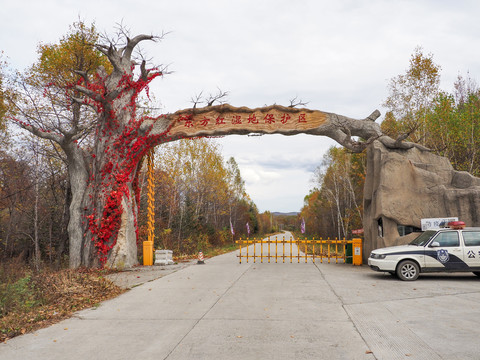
{"left": 246, "top": 222, "right": 251, "bottom": 236}
{"left": 230, "top": 219, "right": 235, "bottom": 236}
{"left": 301, "top": 218, "right": 306, "bottom": 234}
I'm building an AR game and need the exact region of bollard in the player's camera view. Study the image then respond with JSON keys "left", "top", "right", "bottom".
{"left": 143, "top": 241, "right": 153, "bottom": 266}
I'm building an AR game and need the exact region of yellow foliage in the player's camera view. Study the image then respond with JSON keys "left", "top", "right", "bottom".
{"left": 29, "top": 21, "right": 112, "bottom": 87}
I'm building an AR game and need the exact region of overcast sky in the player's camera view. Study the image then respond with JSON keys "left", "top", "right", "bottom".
{"left": 2, "top": 0, "right": 480, "bottom": 212}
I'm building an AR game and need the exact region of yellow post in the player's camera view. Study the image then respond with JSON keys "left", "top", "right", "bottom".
{"left": 268, "top": 239, "right": 271, "bottom": 263}
{"left": 335, "top": 238, "right": 338, "bottom": 264}
{"left": 327, "top": 238, "right": 331, "bottom": 263}
{"left": 290, "top": 236, "right": 293, "bottom": 263}
{"left": 282, "top": 236, "right": 285, "bottom": 263}
{"left": 304, "top": 240, "right": 307, "bottom": 263}
{"left": 297, "top": 238, "right": 300, "bottom": 263}
{"left": 143, "top": 149, "right": 155, "bottom": 266}
{"left": 312, "top": 238, "right": 315, "bottom": 264}
{"left": 246, "top": 239, "right": 249, "bottom": 263}
{"left": 352, "top": 238, "right": 363, "bottom": 265}
{"left": 239, "top": 240, "right": 242, "bottom": 264}
{"left": 261, "top": 239, "right": 263, "bottom": 263}
{"left": 320, "top": 239, "right": 323, "bottom": 263}
{"left": 275, "top": 236, "right": 278, "bottom": 263}
{"left": 253, "top": 237, "right": 256, "bottom": 263}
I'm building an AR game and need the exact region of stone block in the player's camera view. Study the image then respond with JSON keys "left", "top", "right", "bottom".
{"left": 363, "top": 140, "right": 480, "bottom": 261}
{"left": 154, "top": 249, "right": 174, "bottom": 266}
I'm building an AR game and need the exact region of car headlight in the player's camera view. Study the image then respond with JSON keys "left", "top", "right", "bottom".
{"left": 370, "top": 253, "right": 386, "bottom": 259}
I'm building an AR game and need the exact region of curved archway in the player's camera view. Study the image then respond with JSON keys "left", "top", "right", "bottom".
{"left": 74, "top": 35, "right": 429, "bottom": 268}
{"left": 21, "top": 32, "right": 473, "bottom": 268}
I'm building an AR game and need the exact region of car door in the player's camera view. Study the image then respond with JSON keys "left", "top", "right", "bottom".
{"left": 425, "top": 231, "right": 467, "bottom": 271}
{"left": 461, "top": 230, "right": 480, "bottom": 271}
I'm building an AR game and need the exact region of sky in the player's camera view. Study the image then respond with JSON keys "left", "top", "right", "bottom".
{"left": 2, "top": 0, "right": 480, "bottom": 213}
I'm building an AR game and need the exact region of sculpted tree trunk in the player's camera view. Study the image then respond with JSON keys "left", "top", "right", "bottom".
{"left": 72, "top": 35, "right": 166, "bottom": 267}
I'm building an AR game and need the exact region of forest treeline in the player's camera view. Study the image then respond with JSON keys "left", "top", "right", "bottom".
{"left": 300, "top": 48, "right": 480, "bottom": 240}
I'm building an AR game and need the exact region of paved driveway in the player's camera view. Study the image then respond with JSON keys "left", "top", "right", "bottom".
{"left": 2, "top": 234, "right": 480, "bottom": 359}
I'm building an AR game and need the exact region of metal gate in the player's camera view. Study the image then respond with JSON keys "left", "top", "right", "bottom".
{"left": 236, "top": 236, "right": 362, "bottom": 265}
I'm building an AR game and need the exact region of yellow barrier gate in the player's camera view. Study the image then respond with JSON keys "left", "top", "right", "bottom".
{"left": 236, "top": 236, "right": 362, "bottom": 265}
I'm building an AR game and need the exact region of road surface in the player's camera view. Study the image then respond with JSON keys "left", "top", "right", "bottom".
{"left": 2, "top": 232, "right": 480, "bottom": 359}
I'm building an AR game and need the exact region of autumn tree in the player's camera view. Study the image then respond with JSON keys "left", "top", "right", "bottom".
{"left": 301, "top": 146, "right": 365, "bottom": 239}
{"left": 0, "top": 151, "right": 33, "bottom": 259}
{"left": 138, "top": 138, "right": 254, "bottom": 254}
{"left": 0, "top": 53, "right": 9, "bottom": 147}
{"left": 154, "top": 139, "right": 231, "bottom": 249}
{"left": 6, "top": 21, "right": 114, "bottom": 267}
{"left": 299, "top": 190, "right": 324, "bottom": 237}
{"left": 0, "top": 53, "right": 6, "bottom": 123}
{"left": 225, "top": 156, "right": 249, "bottom": 233}
{"left": 383, "top": 48, "right": 480, "bottom": 176}
{"left": 383, "top": 47, "right": 441, "bottom": 144}
{"left": 423, "top": 75, "right": 480, "bottom": 176}
{"left": 257, "top": 211, "right": 274, "bottom": 234}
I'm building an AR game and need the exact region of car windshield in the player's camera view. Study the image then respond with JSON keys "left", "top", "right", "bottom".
{"left": 409, "top": 230, "right": 436, "bottom": 246}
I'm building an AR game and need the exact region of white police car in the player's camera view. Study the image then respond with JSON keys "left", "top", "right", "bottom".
{"left": 368, "top": 222, "right": 480, "bottom": 281}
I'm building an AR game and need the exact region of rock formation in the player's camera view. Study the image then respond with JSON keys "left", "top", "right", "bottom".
{"left": 363, "top": 140, "right": 480, "bottom": 260}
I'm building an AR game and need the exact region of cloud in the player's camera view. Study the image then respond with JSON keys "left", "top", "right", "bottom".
{"left": 242, "top": 166, "right": 281, "bottom": 184}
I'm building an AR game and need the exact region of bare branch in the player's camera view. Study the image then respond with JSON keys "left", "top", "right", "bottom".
{"left": 123, "top": 34, "right": 157, "bottom": 61}
{"left": 288, "top": 96, "right": 309, "bottom": 108}
{"left": 206, "top": 88, "right": 229, "bottom": 107}
{"left": 190, "top": 92, "right": 203, "bottom": 109}
{"left": 72, "top": 70, "right": 88, "bottom": 84}
{"left": 71, "top": 96, "right": 95, "bottom": 110}
{"left": 140, "top": 60, "right": 148, "bottom": 81}
{"left": 71, "top": 122, "right": 97, "bottom": 141}
{"left": 74, "top": 85, "right": 103, "bottom": 103}
{"left": 11, "top": 116, "right": 63, "bottom": 143}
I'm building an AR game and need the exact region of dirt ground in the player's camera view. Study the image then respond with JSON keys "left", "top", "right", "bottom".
{"left": 105, "top": 260, "right": 197, "bottom": 289}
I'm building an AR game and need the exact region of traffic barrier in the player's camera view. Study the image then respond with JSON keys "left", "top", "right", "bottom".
{"left": 236, "top": 236, "right": 362, "bottom": 265}
{"left": 154, "top": 249, "right": 174, "bottom": 265}
{"left": 197, "top": 251, "right": 205, "bottom": 264}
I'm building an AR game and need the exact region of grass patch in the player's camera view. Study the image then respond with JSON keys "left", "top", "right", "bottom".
{"left": 173, "top": 242, "right": 239, "bottom": 262}
{"left": 204, "top": 243, "right": 238, "bottom": 257}
{"left": 0, "top": 262, "right": 125, "bottom": 343}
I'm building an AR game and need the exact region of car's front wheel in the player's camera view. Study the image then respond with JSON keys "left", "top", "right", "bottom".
{"left": 396, "top": 260, "right": 420, "bottom": 281}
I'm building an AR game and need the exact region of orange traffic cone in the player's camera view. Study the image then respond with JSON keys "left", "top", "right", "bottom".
{"left": 197, "top": 251, "right": 205, "bottom": 264}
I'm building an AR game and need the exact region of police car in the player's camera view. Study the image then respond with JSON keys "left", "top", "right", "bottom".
{"left": 368, "top": 221, "right": 480, "bottom": 281}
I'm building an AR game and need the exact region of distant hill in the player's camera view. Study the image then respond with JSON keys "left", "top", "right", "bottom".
{"left": 272, "top": 212, "right": 299, "bottom": 217}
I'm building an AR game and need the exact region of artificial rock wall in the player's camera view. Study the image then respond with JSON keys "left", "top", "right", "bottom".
{"left": 363, "top": 140, "right": 480, "bottom": 261}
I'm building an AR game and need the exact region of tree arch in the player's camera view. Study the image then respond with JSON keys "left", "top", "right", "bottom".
{"left": 11, "top": 33, "right": 423, "bottom": 268}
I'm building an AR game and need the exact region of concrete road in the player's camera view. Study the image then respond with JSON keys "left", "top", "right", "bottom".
{"left": 2, "top": 233, "right": 480, "bottom": 359}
